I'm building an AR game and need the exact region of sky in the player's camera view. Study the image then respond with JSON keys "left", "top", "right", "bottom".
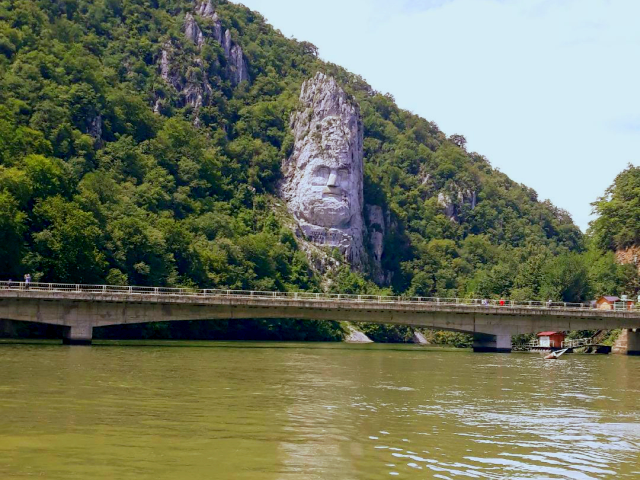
{"left": 238, "top": 0, "right": 640, "bottom": 231}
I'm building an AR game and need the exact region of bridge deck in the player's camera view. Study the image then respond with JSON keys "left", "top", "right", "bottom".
{"left": 2, "top": 282, "right": 640, "bottom": 349}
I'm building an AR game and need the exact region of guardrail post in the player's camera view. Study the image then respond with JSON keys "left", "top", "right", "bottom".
{"left": 316, "top": 293, "right": 319, "bottom": 300}
{"left": 129, "top": 286, "right": 132, "bottom": 294}
{"left": 76, "top": 284, "right": 80, "bottom": 292}
{"left": 102, "top": 285, "right": 106, "bottom": 294}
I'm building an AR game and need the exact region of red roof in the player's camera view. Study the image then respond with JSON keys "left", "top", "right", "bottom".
{"left": 599, "top": 296, "right": 620, "bottom": 303}
{"left": 537, "top": 331, "right": 561, "bottom": 337}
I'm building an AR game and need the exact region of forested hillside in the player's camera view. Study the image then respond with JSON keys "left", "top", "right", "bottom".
{"left": 0, "top": 0, "right": 607, "bottom": 340}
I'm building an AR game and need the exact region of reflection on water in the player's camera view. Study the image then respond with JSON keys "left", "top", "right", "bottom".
{"left": 1, "top": 342, "right": 639, "bottom": 479}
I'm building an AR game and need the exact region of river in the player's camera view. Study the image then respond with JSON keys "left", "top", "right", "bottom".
{"left": 1, "top": 342, "right": 639, "bottom": 479}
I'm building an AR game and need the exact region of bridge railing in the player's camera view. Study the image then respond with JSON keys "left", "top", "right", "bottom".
{"left": 0, "top": 280, "right": 603, "bottom": 311}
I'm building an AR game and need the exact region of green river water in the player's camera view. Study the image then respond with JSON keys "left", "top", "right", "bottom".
{"left": 1, "top": 342, "right": 639, "bottom": 479}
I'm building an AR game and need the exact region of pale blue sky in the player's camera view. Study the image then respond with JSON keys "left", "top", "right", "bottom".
{"left": 239, "top": 0, "right": 640, "bottom": 231}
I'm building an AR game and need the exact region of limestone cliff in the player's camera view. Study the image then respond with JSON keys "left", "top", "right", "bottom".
{"left": 365, "top": 204, "right": 392, "bottom": 284}
{"left": 437, "top": 187, "right": 477, "bottom": 221}
{"left": 154, "top": 1, "right": 249, "bottom": 122}
{"left": 282, "top": 72, "right": 365, "bottom": 267}
{"left": 184, "top": 13, "right": 205, "bottom": 48}
{"left": 194, "top": 0, "right": 249, "bottom": 85}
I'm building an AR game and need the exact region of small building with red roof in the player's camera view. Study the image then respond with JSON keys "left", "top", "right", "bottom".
{"left": 596, "top": 296, "right": 634, "bottom": 310}
{"left": 596, "top": 296, "right": 620, "bottom": 310}
{"left": 537, "top": 331, "right": 565, "bottom": 348}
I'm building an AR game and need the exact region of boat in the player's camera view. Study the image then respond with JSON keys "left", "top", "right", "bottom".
{"left": 544, "top": 348, "right": 568, "bottom": 359}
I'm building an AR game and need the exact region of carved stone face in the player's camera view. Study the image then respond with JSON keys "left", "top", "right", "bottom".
{"left": 294, "top": 119, "right": 359, "bottom": 228}
{"left": 282, "top": 72, "right": 364, "bottom": 265}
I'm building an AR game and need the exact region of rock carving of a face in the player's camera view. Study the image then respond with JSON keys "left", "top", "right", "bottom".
{"left": 296, "top": 118, "right": 358, "bottom": 228}
{"left": 282, "top": 73, "right": 364, "bottom": 265}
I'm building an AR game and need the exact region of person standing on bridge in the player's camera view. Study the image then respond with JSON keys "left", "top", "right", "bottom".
{"left": 24, "top": 273, "right": 31, "bottom": 289}
{"left": 499, "top": 298, "right": 505, "bottom": 306}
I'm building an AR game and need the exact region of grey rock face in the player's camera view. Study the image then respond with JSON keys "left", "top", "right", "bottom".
{"left": 155, "top": 3, "right": 250, "bottom": 123}
{"left": 344, "top": 324, "right": 373, "bottom": 343}
{"left": 193, "top": 2, "right": 249, "bottom": 86}
{"left": 366, "top": 203, "right": 391, "bottom": 284}
{"left": 184, "top": 13, "right": 205, "bottom": 47}
{"left": 196, "top": 0, "right": 216, "bottom": 18}
{"left": 366, "top": 204, "right": 385, "bottom": 263}
{"left": 88, "top": 115, "right": 102, "bottom": 140}
{"left": 438, "top": 188, "right": 477, "bottom": 220}
{"left": 159, "top": 44, "right": 181, "bottom": 90}
{"left": 411, "top": 330, "right": 429, "bottom": 345}
{"left": 283, "top": 72, "right": 365, "bottom": 266}
{"left": 228, "top": 40, "right": 249, "bottom": 85}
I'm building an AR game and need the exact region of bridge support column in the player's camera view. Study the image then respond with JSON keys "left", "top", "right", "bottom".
{"left": 473, "top": 331, "right": 512, "bottom": 353}
{"left": 62, "top": 325, "right": 93, "bottom": 346}
{"left": 613, "top": 329, "right": 640, "bottom": 355}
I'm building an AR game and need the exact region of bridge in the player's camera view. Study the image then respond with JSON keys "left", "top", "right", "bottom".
{"left": 2, "top": 281, "right": 640, "bottom": 353}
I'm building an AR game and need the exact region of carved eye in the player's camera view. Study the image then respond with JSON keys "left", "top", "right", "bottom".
{"left": 312, "top": 167, "right": 330, "bottom": 185}
{"left": 337, "top": 168, "right": 349, "bottom": 181}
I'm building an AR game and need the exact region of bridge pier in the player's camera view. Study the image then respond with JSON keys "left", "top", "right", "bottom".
{"left": 473, "top": 331, "right": 512, "bottom": 353}
{"left": 613, "top": 329, "right": 640, "bottom": 355}
{"left": 62, "top": 325, "right": 93, "bottom": 346}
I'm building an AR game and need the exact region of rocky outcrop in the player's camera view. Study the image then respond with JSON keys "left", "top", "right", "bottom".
{"left": 156, "top": 42, "right": 210, "bottom": 124}
{"left": 437, "top": 188, "right": 477, "bottom": 221}
{"left": 196, "top": 0, "right": 216, "bottom": 18}
{"left": 192, "top": 1, "right": 249, "bottom": 86}
{"left": 365, "top": 204, "right": 392, "bottom": 284}
{"left": 226, "top": 32, "right": 250, "bottom": 85}
{"left": 155, "top": 3, "right": 250, "bottom": 122}
{"left": 88, "top": 115, "right": 102, "bottom": 146}
{"left": 282, "top": 72, "right": 365, "bottom": 267}
{"left": 367, "top": 205, "right": 384, "bottom": 263}
{"left": 184, "top": 13, "right": 205, "bottom": 48}
{"left": 344, "top": 324, "right": 373, "bottom": 343}
{"left": 411, "top": 330, "right": 429, "bottom": 345}
{"left": 159, "top": 47, "right": 173, "bottom": 86}
{"left": 616, "top": 246, "right": 640, "bottom": 274}
{"left": 155, "top": 2, "right": 250, "bottom": 122}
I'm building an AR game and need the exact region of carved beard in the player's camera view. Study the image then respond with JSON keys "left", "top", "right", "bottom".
{"left": 299, "top": 192, "right": 352, "bottom": 228}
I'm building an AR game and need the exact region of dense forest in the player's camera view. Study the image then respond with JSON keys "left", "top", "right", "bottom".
{"left": 0, "top": 0, "right": 636, "bottom": 341}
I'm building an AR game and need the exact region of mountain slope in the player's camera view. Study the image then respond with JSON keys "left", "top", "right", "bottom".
{"left": 0, "top": 0, "right": 582, "bottom": 305}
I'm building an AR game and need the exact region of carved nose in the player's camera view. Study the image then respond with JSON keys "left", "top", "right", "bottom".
{"left": 327, "top": 172, "right": 338, "bottom": 187}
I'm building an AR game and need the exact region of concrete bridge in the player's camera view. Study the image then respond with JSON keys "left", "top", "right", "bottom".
{"left": 2, "top": 282, "right": 640, "bottom": 353}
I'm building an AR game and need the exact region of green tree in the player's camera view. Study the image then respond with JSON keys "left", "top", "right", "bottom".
{"left": 26, "top": 196, "right": 106, "bottom": 282}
